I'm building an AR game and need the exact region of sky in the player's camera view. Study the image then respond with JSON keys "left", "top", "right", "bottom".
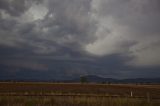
{"left": 0, "top": 0, "right": 160, "bottom": 80}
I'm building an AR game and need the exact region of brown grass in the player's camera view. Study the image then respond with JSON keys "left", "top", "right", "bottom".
{"left": 0, "top": 82, "right": 160, "bottom": 106}
{"left": 0, "top": 82, "right": 160, "bottom": 98}
{"left": 0, "top": 96, "right": 160, "bottom": 106}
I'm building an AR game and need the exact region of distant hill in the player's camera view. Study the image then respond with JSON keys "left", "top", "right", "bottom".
{"left": 0, "top": 75, "right": 160, "bottom": 84}
{"left": 70, "top": 75, "right": 160, "bottom": 84}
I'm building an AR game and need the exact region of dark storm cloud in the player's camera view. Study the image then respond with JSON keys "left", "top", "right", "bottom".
{"left": 41, "top": 0, "right": 96, "bottom": 52}
{"left": 0, "top": 0, "right": 26, "bottom": 16}
{"left": 0, "top": 0, "right": 43, "bottom": 16}
{"left": 0, "top": 0, "right": 160, "bottom": 80}
{"left": 0, "top": 0, "right": 96, "bottom": 55}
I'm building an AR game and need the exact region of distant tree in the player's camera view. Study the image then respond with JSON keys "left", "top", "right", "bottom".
{"left": 101, "top": 81, "right": 106, "bottom": 84}
{"left": 107, "top": 81, "right": 111, "bottom": 85}
{"left": 103, "top": 81, "right": 111, "bottom": 85}
{"left": 80, "top": 76, "right": 87, "bottom": 83}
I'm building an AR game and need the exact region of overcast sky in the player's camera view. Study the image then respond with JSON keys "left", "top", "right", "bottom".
{"left": 0, "top": 0, "right": 160, "bottom": 80}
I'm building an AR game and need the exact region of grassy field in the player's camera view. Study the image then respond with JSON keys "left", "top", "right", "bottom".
{"left": 0, "top": 82, "right": 160, "bottom": 106}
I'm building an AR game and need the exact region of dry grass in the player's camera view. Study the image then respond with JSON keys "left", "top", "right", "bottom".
{"left": 0, "top": 82, "right": 159, "bottom": 106}
{"left": 0, "top": 96, "right": 160, "bottom": 106}
{"left": 0, "top": 82, "right": 160, "bottom": 98}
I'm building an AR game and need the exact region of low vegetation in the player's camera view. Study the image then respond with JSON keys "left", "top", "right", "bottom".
{"left": 0, "top": 82, "right": 159, "bottom": 106}
{"left": 0, "top": 96, "right": 160, "bottom": 106}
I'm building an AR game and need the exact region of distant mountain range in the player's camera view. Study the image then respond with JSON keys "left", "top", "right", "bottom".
{"left": 0, "top": 75, "right": 160, "bottom": 84}
{"left": 69, "top": 75, "right": 160, "bottom": 84}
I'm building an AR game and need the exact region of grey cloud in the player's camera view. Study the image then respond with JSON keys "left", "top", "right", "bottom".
{"left": 86, "top": 0, "right": 160, "bottom": 66}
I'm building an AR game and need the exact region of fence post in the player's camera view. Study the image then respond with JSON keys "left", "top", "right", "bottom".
{"left": 147, "top": 92, "right": 150, "bottom": 103}
{"left": 130, "top": 91, "right": 133, "bottom": 97}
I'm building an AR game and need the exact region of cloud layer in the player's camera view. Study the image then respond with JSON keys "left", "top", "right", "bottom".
{"left": 0, "top": 0, "right": 160, "bottom": 79}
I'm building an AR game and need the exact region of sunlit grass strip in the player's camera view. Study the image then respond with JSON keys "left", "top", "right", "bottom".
{"left": 0, "top": 92, "right": 153, "bottom": 99}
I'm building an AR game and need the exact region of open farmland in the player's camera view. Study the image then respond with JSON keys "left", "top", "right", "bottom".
{"left": 0, "top": 82, "right": 160, "bottom": 106}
